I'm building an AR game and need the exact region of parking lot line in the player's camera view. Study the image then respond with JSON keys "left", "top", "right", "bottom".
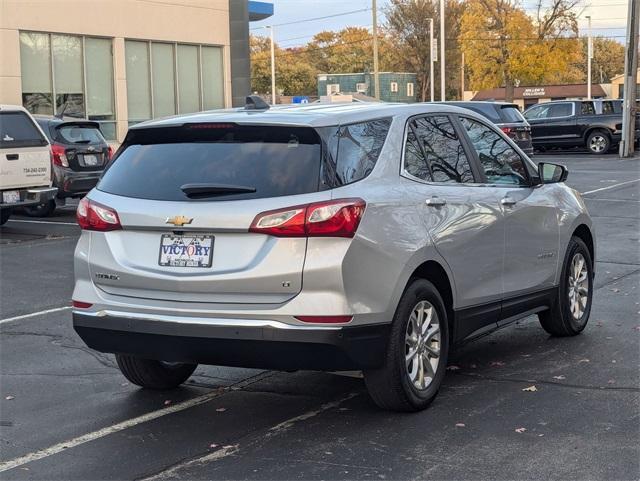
{"left": 0, "top": 306, "right": 72, "bottom": 326}
{"left": 6, "top": 219, "right": 78, "bottom": 226}
{"left": 0, "top": 371, "right": 273, "bottom": 473}
{"left": 581, "top": 178, "right": 640, "bottom": 195}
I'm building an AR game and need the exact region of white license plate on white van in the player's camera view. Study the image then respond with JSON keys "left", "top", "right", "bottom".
{"left": 2, "top": 190, "right": 20, "bottom": 204}
{"left": 158, "top": 234, "right": 214, "bottom": 268}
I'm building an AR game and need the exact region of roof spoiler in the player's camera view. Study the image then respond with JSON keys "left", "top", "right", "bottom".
{"left": 245, "top": 95, "right": 270, "bottom": 110}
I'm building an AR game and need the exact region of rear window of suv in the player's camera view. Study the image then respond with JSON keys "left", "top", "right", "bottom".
{"left": 56, "top": 124, "right": 106, "bottom": 145}
{"left": 0, "top": 111, "right": 48, "bottom": 149}
{"left": 98, "top": 120, "right": 391, "bottom": 202}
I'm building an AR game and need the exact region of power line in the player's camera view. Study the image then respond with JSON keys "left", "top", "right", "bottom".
{"left": 250, "top": 8, "right": 371, "bottom": 30}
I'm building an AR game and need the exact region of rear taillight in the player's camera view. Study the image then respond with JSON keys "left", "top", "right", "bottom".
{"left": 72, "top": 300, "right": 93, "bottom": 309}
{"left": 77, "top": 197, "right": 122, "bottom": 231}
{"left": 295, "top": 315, "right": 353, "bottom": 324}
{"left": 51, "top": 144, "right": 69, "bottom": 167}
{"left": 107, "top": 146, "right": 113, "bottom": 161}
{"left": 249, "top": 198, "right": 366, "bottom": 238}
{"left": 500, "top": 127, "right": 512, "bottom": 136}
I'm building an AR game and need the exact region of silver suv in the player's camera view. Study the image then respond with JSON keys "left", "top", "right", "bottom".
{"left": 72, "top": 101, "right": 595, "bottom": 412}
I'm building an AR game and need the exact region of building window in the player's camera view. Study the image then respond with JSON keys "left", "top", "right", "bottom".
{"left": 390, "top": 82, "right": 398, "bottom": 93}
{"left": 125, "top": 40, "right": 224, "bottom": 125}
{"left": 356, "top": 82, "right": 367, "bottom": 93}
{"left": 327, "top": 84, "right": 340, "bottom": 95}
{"left": 19, "top": 31, "right": 116, "bottom": 140}
{"left": 407, "top": 82, "right": 414, "bottom": 97}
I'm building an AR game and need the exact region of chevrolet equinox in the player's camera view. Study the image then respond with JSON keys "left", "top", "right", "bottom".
{"left": 72, "top": 100, "right": 595, "bottom": 412}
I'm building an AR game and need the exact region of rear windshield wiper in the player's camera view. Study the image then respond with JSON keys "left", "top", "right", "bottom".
{"left": 180, "top": 183, "right": 256, "bottom": 198}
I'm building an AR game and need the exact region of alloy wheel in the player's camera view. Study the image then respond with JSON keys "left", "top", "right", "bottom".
{"left": 589, "top": 135, "right": 607, "bottom": 153}
{"left": 568, "top": 252, "right": 589, "bottom": 320}
{"left": 405, "top": 300, "right": 441, "bottom": 390}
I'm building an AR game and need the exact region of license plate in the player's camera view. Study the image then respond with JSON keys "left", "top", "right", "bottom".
{"left": 158, "top": 234, "right": 214, "bottom": 268}
{"left": 2, "top": 190, "right": 20, "bottom": 204}
{"left": 84, "top": 154, "right": 98, "bottom": 166}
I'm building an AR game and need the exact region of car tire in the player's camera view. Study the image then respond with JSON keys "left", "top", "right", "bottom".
{"left": 23, "top": 200, "right": 56, "bottom": 217}
{"left": 586, "top": 130, "right": 610, "bottom": 154}
{"left": 0, "top": 209, "right": 11, "bottom": 225}
{"left": 539, "top": 236, "right": 593, "bottom": 336}
{"left": 115, "top": 354, "right": 197, "bottom": 390}
{"left": 364, "top": 279, "right": 449, "bottom": 412}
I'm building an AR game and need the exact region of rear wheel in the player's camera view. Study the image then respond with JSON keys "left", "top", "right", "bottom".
{"left": 115, "top": 354, "right": 197, "bottom": 389}
{"left": 0, "top": 209, "right": 11, "bottom": 225}
{"left": 586, "top": 130, "right": 610, "bottom": 154}
{"left": 539, "top": 236, "right": 593, "bottom": 336}
{"left": 364, "top": 279, "right": 449, "bottom": 412}
{"left": 23, "top": 200, "right": 56, "bottom": 217}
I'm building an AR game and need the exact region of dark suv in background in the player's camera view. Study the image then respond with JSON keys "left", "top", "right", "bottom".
{"left": 523, "top": 99, "right": 639, "bottom": 154}
{"left": 26, "top": 117, "right": 111, "bottom": 216}
{"left": 442, "top": 101, "right": 533, "bottom": 156}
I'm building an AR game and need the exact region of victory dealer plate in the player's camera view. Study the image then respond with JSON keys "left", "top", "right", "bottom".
{"left": 158, "top": 234, "right": 214, "bottom": 268}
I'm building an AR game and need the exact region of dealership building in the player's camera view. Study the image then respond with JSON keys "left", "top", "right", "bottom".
{"left": 0, "top": 0, "right": 272, "bottom": 142}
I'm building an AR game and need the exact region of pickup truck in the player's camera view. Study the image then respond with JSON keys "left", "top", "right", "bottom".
{"left": 523, "top": 99, "right": 639, "bottom": 154}
{"left": 0, "top": 105, "right": 58, "bottom": 225}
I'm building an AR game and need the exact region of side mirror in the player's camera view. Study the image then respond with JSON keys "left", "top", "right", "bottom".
{"left": 538, "top": 162, "right": 568, "bottom": 184}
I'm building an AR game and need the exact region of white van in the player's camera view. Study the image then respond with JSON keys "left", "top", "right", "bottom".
{"left": 0, "top": 105, "right": 57, "bottom": 225}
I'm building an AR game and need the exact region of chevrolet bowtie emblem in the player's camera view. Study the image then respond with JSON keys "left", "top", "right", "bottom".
{"left": 165, "top": 216, "right": 193, "bottom": 227}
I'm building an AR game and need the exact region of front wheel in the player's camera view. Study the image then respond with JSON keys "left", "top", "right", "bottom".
{"left": 364, "top": 279, "right": 449, "bottom": 412}
{"left": 586, "top": 130, "right": 610, "bottom": 154}
{"left": 115, "top": 354, "right": 197, "bottom": 389}
{"left": 539, "top": 237, "right": 593, "bottom": 336}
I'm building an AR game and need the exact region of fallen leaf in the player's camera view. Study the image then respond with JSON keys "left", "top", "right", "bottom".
{"left": 612, "top": 360, "right": 617, "bottom": 364}
{"left": 552, "top": 375, "right": 566, "bottom": 380}
{"left": 455, "top": 423, "right": 466, "bottom": 427}
{"left": 607, "top": 379, "right": 615, "bottom": 384}
{"left": 490, "top": 361, "right": 506, "bottom": 367}
{"left": 578, "top": 358, "right": 590, "bottom": 363}
{"left": 522, "top": 385, "right": 538, "bottom": 392}
{"left": 538, "top": 434, "right": 545, "bottom": 437}
{"left": 515, "top": 427, "right": 527, "bottom": 433}
{"left": 164, "top": 400, "right": 172, "bottom": 406}
{"left": 216, "top": 407, "right": 227, "bottom": 412}
{"left": 209, "top": 443, "right": 218, "bottom": 449}
{"left": 446, "top": 365, "right": 460, "bottom": 371}
{"left": 5, "top": 396, "right": 14, "bottom": 400}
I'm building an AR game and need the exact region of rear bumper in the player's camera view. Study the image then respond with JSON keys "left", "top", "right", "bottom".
{"left": 53, "top": 167, "right": 101, "bottom": 197}
{"left": 73, "top": 311, "right": 390, "bottom": 371}
{"left": 0, "top": 187, "right": 57, "bottom": 210}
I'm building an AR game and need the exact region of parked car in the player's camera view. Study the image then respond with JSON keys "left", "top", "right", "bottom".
{"left": 441, "top": 101, "right": 533, "bottom": 156}
{"left": 23, "top": 116, "right": 112, "bottom": 216}
{"left": 72, "top": 100, "right": 595, "bottom": 412}
{"left": 523, "top": 99, "right": 640, "bottom": 154}
{"left": 0, "top": 105, "right": 57, "bottom": 225}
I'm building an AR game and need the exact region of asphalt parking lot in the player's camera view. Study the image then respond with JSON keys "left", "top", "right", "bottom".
{"left": 1, "top": 152, "right": 639, "bottom": 480}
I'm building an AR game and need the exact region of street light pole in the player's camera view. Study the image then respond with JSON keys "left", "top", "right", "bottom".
{"left": 429, "top": 17, "right": 434, "bottom": 102}
{"left": 372, "top": 0, "right": 380, "bottom": 100}
{"left": 620, "top": 0, "right": 639, "bottom": 157}
{"left": 439, "top": 0, "right": 445, "bottom": 101}
{"left": 586, "top": 15, "right": 592, "bottom": 100}
{"left": 267, "top": 26, "right": 276, "bottom": 105}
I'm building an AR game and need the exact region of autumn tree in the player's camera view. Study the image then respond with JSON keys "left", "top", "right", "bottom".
{"left": 250, "top": 35, "right": 316, "bottom": 96}
{"left": 460, "top": 0, "right": 580, "bottom": 101}
{"left": 385, "top": 0, "right": 466, "bottom": 101}
{"left": 588, "top": 37, "right": 626, "bottom": 83}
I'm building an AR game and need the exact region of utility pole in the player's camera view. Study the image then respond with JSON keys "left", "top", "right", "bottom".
{"left": 461, "top": 52, "right": 465, "bottom": 100}
{"left": 440, "top": 0, "right": 445, "bottom": 101}
{"left": 620, "top": 0, "right": 639, "bottom": 157}
{"left": 586, "top": 15, "right": 592, "bottom": 99}
{"left": 267, "top": 26, "right": 276, "bottom": 105}
{"left": 372, "top": 0, "right": 380, "bottom": 100}
{"left": 429, "top": 18, "right": 434, "bottom": 102}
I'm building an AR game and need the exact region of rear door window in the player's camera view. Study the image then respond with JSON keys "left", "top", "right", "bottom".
{"left": 99, "top": 124, "right": 324, "bottom": 202}
{"left": 56, "top": 124, "right": 106, "bottom": 145}
{"left": 0, "top": 111, "right": 48, "bottom": 149}
{"left": 499, "top": 106, "right": 525, "bottom": 123}
{"left": 403, "top": 115, "right": 475, "bottom": 184}
{"left": 581, "top": 102, "right": 595, "bottom": 115}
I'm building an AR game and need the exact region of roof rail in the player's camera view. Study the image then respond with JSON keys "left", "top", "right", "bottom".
{"left": 245, "top": 95, "right": 270, "bottom": 110}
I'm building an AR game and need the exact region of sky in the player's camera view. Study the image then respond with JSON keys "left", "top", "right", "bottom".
{"left": 250, "top": 0, "right": 631, "bottom": 47}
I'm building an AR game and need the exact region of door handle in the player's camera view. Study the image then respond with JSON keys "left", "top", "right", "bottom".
{"left": 501, "top": 196, "right": 517, "bottom": 207}
{"left": 426, "top": 197, "right": 446, "bottom": 207}
{"left": 6, "top": 154, "right": 19, "bottom": 161}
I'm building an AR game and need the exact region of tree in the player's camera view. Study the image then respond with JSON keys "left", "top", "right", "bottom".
{"left": 460, "top": 0, "right": 580, "bottom": 101}
{"left": 589, "top": 37, "right": 626, "bottom": 83}
{"left": 250, "top": 35, "right": 316, "bottom": 96}
{"left": 385, "top": 0, "right": 466, "bottom": 101}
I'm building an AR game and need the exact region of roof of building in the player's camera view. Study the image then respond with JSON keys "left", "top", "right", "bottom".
{"left": 472, "top": 83, "right": 607, "bottom": 100}
{"left": 129, "top": 102, "right": 476, "bottom": 130}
